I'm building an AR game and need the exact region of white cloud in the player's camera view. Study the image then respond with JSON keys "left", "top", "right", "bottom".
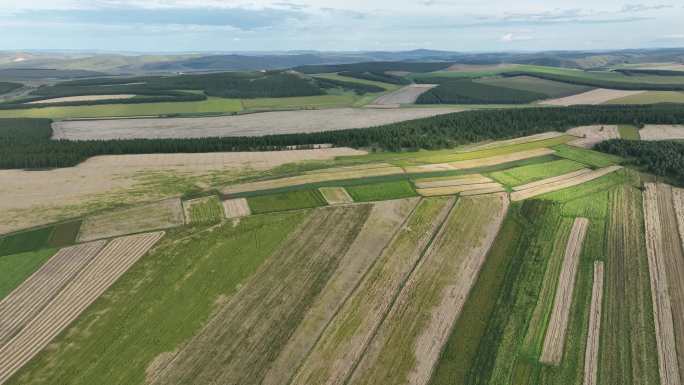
{"left": 500, "top": 32, "right": 533, "bottom": 42}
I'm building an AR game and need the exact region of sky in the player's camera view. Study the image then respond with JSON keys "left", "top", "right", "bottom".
{"left": 0, "top": 0, "right": 683, "bottom": 52}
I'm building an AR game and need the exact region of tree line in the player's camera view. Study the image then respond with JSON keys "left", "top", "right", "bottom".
{"left": 502, "top": 71, "right": 684, "bottom": 91}
{"left": 595, "top": 139, "right": 684, "bottom": 185}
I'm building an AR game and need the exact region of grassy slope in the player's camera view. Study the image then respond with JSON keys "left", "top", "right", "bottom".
{"left": 489, "top": 159, "right": 587, "bottom": 187}
{"left": 606, "top": 91, "right": 684, "bottom": 104}
{"left": 7, "top": 210, "right": 307, "bottom": 385}
{"left": 247, "top": 189, "right": 327, "bottom": 214}
{"left": 187, "top": 196, "right": 223, "bottom": 224}
{"left": 345, "top": 180, "right": 417, "bottom": 202}
{"left": 0, "top": 226, "right": 54, "bottom": 257}
{"left": 312, "top": 73, "right": 401, "bottom": 91}
{"left": 618, "top": 125, "right": 641, "bottom": 140}
{"left": 0, "top": 248, "right": 56, "bottom": 300}
{"left": 552, "top": 144, "right": 623, "bottom": 168}
{"left": 475, "top": 76, "right": 593, "bottom": 98}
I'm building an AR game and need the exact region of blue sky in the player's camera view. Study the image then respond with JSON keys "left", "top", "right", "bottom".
{"left": 0, "top": 0, "right": 683, "bottom": 52}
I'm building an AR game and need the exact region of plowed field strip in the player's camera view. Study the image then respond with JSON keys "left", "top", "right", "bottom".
{"left": 414, "top": 174, "right": 492, "bottom": 189}
{"left": 262, "top": 199, "right": 419, "bottom": 385}
{"left": 643, "top": 184, "right": 681, "bottom": 385}
{"left": 349, "top": 193, "right": 509, "bottom": 385}
{"left": 0, "top": 232, "right": 163, "bottom": 385}
{"left": 583, "top": 262, "right": 604, "bottom": 385}
{"left": 290, "top": 197, "right": 455, "bottom": 385}
{"left": 540, "top": 218, "right": 589, "bottom": 365}
{"left": 511, "top": 166, "right": 622, "bottom": 201}
{"left": 151, "top": 206, "right": 371, "bottom": 385}
{"left": 0, "top": 241, "right": 106, "bottom": 346}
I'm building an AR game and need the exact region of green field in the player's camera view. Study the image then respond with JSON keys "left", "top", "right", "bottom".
{"left": 618, "top": 125, "right": 641, "bottom": 140}
{"left": 313, "top": 73, "right": 401, "bottom": 91}
{"left": 186, "top": 196, "right": 223, "bottom": 224}
{"left": 475, "top": 76, "right": 593, "bottom": 98}
{"left": 0, "top": 226, "right": 54, "bottom": 257}
{"left": 606, "top": 91, "right": 684, "bottom": 104}
{"left": 7, "top": 211, "right": 307, "bottom": 385}
{"left": 0, "top": 248, "right": 57, "bottom": 300}
{"left": 345, "top": 180, "right": 417, "bottom": 202}
{"left": 240, "top": 93, "right": 361, "bottom": 110}
{"left": 489, "top": 159, "right": 587, "bottom": 187}
{"left": 552, "top": 144, "right": 623, "bottom": 168}
{"left": 247, "top": 189, "right": 327, "bottom": 214}
{"left": 48, "top": 220, "right": 82, "bottom": 247}
{"left": 0, "top": 97, "right": 243, "bottom": 119}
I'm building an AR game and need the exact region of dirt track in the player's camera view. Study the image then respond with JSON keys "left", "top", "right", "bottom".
{"left": 52, "top": 108, "right": 463, "bottom": 140}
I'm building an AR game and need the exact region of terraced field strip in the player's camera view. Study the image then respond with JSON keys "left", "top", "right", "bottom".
{"left": 540, "top": 217, "right": 589, "bottom": 365}
{"left": 319, "top": 187, "right": 354, "bottom": 205}
{"left": 0, "top": 241, "right": 106, "bottom": 346}
{"left": 511, "top": 166, "right": 622, "bottom": 201}
{"left": 404, "top": 163, "right": 458, "bottom": 174}
{"left": 222, "top": 197, "right": 251, "bottom": 218}
{"left": 306, "top": 163, "right": 397, "bottom": 175}
{"left": 643, "top": 184, "right": 681, "bottom": 385}
{"left": 465, "top": 132, "right": 566, "bottom": 151}
{"left": 567, "top": 125, "right": 620, "bottom": 148}
{"left": 416, "top": 182, "right": 504, "bottom": 197}
{"left": 675, "top": 188, "right": 684, "bottom": 251}
{"left": 290, "top": 197, "right": 455, "bottom": 385}
{"left": 511, "top": 169, "right": 592, "bottom": 191}
{"left": 262, "top": 199, "right": 419, "bottom": 385}
{"left": 349, "top": 193, "right": 509, "bottom": 385}
{"left": 413, "top": 174, "right": 492, "bottom": 189}
{"left": 222, "top": 165, "right": 405, "bottom": 195}
{"left": 0, "top": 231, "right": 164, "bottom": 385}
{"left": 151, "top": 206, "right": 371, "bottom": 385}
{"left": 182, "top": 196, "right": 223, "bottom": 224}
{"left": 539, "top": 89, "right": 646, "bottom": 106}
{"left": 449, "top": 148, "right": 555, "bottom": 170}
{"left": 78, "top": 198, "right": 184, "bottom": 242}
{"left": 583, "top": 261, "right": 604, "bottom": 385}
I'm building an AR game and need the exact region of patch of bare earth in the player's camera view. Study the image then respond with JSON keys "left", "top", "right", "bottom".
{"left": 150, "top": 206, "right": 371, "bottom": 385}
{"left": 539, "top": 89, "right": 646, "bottom": 106}
{"left": 261, "top": 198, "right": 419, "bottom": 385}
{"left": 583, "top": 261, "right": 604, "bottom": 385}
{"left": 369, "top": 84, "right": 438, "bottom": 106}
{"left": 567, "top": 125, "right": 619, "bottom": 148}
{"left": 640, "top": 125, "right": 684, "bottom": 141}
{"left": 319, "top": 187, "right": 354, "bottom": 205}
{"left": 52, "top": 108, "right": 464, "bottom": 140}
{"left": 222, "top": 198, "right": 251, "bottom": 219}
{"left": 0, "top": 147, "right": 365, "bottom": 235}
{"left": 27, "top": 94, "right": 136, "bottom": 104}
{"left": 540, "top": 217, "right": 589, "bottom": 365}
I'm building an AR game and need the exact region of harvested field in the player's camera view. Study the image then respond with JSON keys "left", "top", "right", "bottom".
{"left": 77, "top": 198, "right": 184, "bottom": 242}
{"left": 150, "top": 206, "right": 370, "bottom": 385}
{"left": 460, "top": 186, "right": 507, "bottom": 196}
{"left": 465, "top": 132, "right": 565, "bottom": 151}
{"left": 0, "top": 147, "right": 364, "bottom": 235}
{"left": 449, "top": 148, "right": 555, "bottom": 169}
{"left": 643, "top": 183, "right": 684, "bottom": 385}
{"left": 262, "top": 198, "right": 419, "bottom": 385}
{"left": 0, "top": 241, "right": 106, "bottom": 346}
{"left": 567, "top": 125, "right": 620, "bottom": 148}
{"left": 222, "top": 165, "right": 404, "bottom": 195}
{"left": 52, "top": 107, "right": 463, "bottom": 140}
{"left": 511, "top": 166, "right": 622, "bottom": 201}
{"left": 222, "top": 198, "right": 251, "bottom": 218}
{"left": 0, "top": 231, "right": 164, "bottom": 385}
{"left": 413, "top": 174, "right": 493, "bottom": 189}
{"left": 416, "top": 182, "right": 504, "bottom": 197}
{"left": 583, "top": 261, "right": 604, "bottom": 385}
{"left": 371, "top": 84, "right": 437, "bottom": 106}
{"left": 290, "top": 197, "right": 455, "bottom": 385}
{"left": 540, "top": 217, "right": 589, "bottom": 365}
{"left": 640, "top": 125, "right": 684, "bottom": 141}
{"left": 319, "top": 187, "right": 354, "bottom": 205}
{"left": 182, "top": 196, "right": 223, "bottom": 224}
{"left": 27, "top": 94, "right": 136, "bottom": 104}
{"left": 349, "top": 193, "right": 509, "bottom": 385}
{"left": 306, "top": 163, "right": 395, "bottom": 175}
{"left": 539, "top": 89, "right": 646, "bottom": 106}
{"left": 675, "top": 188, "right": 684, "bottom": 251}
{"left": 403, "top": 163, "right": 457, "bottom": 174}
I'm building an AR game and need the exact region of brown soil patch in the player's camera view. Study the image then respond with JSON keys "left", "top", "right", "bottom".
{"left": 583, "top": 261, "right": 604, "bottom": 385}
{"left": 222, "top": 198, "right": 251, "bottom": 219}
{"left": 640, "top": 125, "right": 684, "bottom": 141}
{"left": 319, "top": 187, "right": 354, "bottom": 205}
{"left": 567, "top": 125, "right": 619, "bottom": 148}
{"left": 540, "top": 89, "right": 646, "bottom": 106}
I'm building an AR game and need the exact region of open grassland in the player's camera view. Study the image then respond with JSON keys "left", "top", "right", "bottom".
{"left": 640, "top": 125, "right": 684, "bottom": 141}
{"left": 349, "top": 194, "right": 509, "bottom": 385}
{"left": 605, "top": 91, "right": 684, "bottom": 104}
{"left": 222, "top": 198, "right": 251, "bottom": 218}
{"left": 345, "top": 180, "right": 417, "bottom": 202}
{"left": 77, "top": 198, "right": 184, "bottom": 242}
{"left": 0, "top": 241, "right": 106, "bottom": 346}
{"left": 0, "top": 97, "right": 243, "bottom": 119}
{"left": 413, "top": 174, "right": 493, "bottom": 189}
{"left": 4, "top": 211, "right": 307, "bottom": 385}
{"left": 552, "top": 144, "right": 623, "bottom": 168}
{"left": 0, "top": 232, "right": 164, "bottom": 385}
{"left": 489, "top": 159, "right": 586, "bottom": 187}
{"left": 501, "top": 65, "right": 684, "bottom": 86}
{"left": 290, "top": 197, "right": 455, "bottom": 385}
{"left": 601, "top": 185, "right": 660, "bottom": 385}
{"left": 247, "top": 189, "right": 327, "bottom": 214}
{"left": 644, "top": 184, "right": 684, "bottom": 385}
{"left": 370, "top": 84, "right": 437, "bottom": 106}
{"left": 618, "top": 125, "right": 641, "bottom": 140}
{"left": 263, "top": 199, "right": 418, "bottom": 385}
{"left": 0, "top": 227, "right": 53, "bottom": 257}
{"left": 0, "top": 249, "right": 56, "bottom": 300}
{"left": 319, "top": 187, "right": 354, "bottom": 205}
{"left": 475, "top": 76, "right": 593, "bottom": 98}
{"left": 583, "top": 262, "right": 604, "bottom": 385}
{"left": 183, "top": 196, "right": 223, "bottom": 224}
{"left": 151, "top": 206, "right": 369, "bottom": 385}
{"left": 540, "top": 89, "right": 646, "bottom": 106}
{"left": 540, "top": 218, "right": 590, "bottom": 365}
{"left": 313, "top": 73, "right": 401, "bottom": 91}
{"left": 566, "top": 125, "right": 620, "bottom": 148}
{"left": 511, "top": 166, "right": 622, "bottom": 201}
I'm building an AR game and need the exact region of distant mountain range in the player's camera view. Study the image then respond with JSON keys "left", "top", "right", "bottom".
{"left": 0, "top": 48, "right": 683, "bottom": 77}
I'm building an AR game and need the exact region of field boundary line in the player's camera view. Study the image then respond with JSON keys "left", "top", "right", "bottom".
{"left": 583, "top": 261, "right": 604, "bottom": 385}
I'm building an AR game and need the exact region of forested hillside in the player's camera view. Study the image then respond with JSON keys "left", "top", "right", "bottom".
{"left": 596, "top": 139, "right": 684, "bottom": 185}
